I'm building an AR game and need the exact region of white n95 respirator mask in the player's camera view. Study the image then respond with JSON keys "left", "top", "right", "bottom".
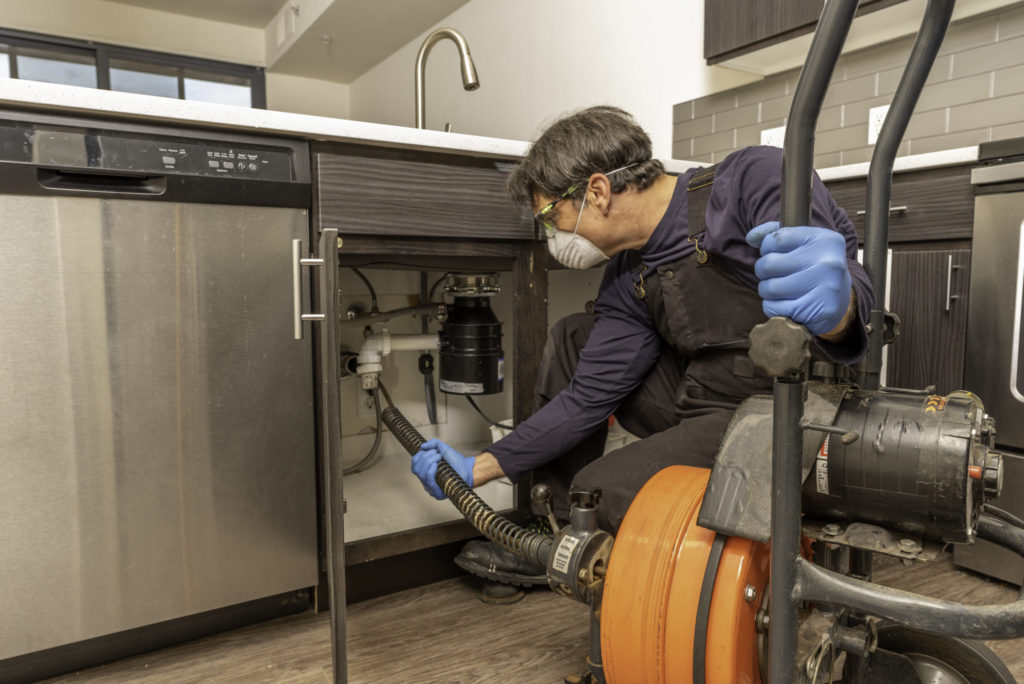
{"left": 546, "top": 194, "right": 609, "bottom": 269}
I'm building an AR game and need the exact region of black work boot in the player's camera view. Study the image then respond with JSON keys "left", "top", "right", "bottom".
{"left": 454, "top": 540, "right": 548, "bottom": 587}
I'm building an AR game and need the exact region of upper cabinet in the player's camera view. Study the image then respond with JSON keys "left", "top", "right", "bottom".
{"left": 704, "top": 0, "right": 898, "bottom": 67}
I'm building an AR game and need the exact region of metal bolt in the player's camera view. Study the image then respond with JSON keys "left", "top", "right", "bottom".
{"left": 898, "top": 538, "right": 921, "bottom": 554}
{"left": 744, "top": 584, "right": 758, "bottom": 602}
{"left": 823, "top": 523, "right": 843, "bottom": 537}
{"left": 578, "top": 568, "right": 590, "bottom": 582}
{"left": 758, "top": 613, "right": 770, "bottom": 632}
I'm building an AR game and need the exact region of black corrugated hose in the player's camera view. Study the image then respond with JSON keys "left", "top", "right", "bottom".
{"left": 380, "top": 402, "right": 553, "bottom": 567}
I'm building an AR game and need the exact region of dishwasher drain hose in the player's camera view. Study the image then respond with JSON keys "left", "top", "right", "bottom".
{"left": 381, "top": 405, "right": 553, "bottom": 567}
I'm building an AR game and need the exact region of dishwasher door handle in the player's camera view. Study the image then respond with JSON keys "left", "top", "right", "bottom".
{"left": 37, "top": 168, "right": 167, "bottom": 195}
{"left": 293, "top": 238, "right": 326, "bottom": 340}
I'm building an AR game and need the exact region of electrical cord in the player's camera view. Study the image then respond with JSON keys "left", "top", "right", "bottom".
{"left": 343, "top": 387, "right": 383, "bottom": 475}
{"left": 984, "top": 504, "right": 1024, "bottom": 533}
{"left": 465, "top": 395, "right": 514, "bottom": 431}
{"left": 428, "top": 273, "right": 447, "bottom": 302}
{"left": 350, "top": 267, "right": 379, "bottom": 312}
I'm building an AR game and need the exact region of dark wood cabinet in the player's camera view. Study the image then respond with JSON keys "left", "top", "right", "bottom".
{"left": 825, "top": 165, "right": 974, "bottom": 243}
{"left": 825, "top": 165, "right": 974, "bottom": 394}
{"left": 886, "top": 248, "right": 971, "bottom": 394}
{"left": 705, "top": 0, "right": 903, "bottom": 64}
{"left": 315, "top": 144, "right": 534, "bottom": 241}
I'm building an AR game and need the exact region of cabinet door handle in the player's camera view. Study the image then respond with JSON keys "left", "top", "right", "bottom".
{"left": 855, "top": 205, "right": 908, "bottom": 216}
{"left": 293, "top": 238, "right": 326, "bottom": 340}
{"left": 945, "top": 254, "right": 961, "bottom": 312}
{"left": 1013, "top": 222, "right": 1024, "bottom": 403}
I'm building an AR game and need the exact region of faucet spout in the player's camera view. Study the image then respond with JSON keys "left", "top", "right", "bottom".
{"left": 415, "top": 27, "right": 479, "bottom": 129}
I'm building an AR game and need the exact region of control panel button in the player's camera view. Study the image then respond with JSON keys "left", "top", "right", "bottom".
{"left": 209, "top": 160, "right": 220, "bottom": 168}
{"left": 249, "top": 162, "right": 258, "bottom": 171}
{"left": 162, "top": 156, "right": 176, "bottom": 165}
{"left": 223, "top": 161, "right": 234, "bottom": 170}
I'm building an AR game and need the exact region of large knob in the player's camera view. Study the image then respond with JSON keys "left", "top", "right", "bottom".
{"left": 749, "top": 317, "right": 812, "bottom": 378}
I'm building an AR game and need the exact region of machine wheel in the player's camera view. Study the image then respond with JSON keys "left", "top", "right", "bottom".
{"left": 843, "top": 624, "right": 1015, "bottom": 683}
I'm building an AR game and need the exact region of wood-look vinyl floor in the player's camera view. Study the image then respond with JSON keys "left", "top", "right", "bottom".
{"left": 42, "top": 553, "right": 1024, "bottom": 683}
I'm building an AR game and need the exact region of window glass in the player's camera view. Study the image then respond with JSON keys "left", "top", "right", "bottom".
{"left": 183, "top": 70, "right": 252, "bottom": 108}
{"left": 110, "top": 58, "right": 178, "bottom": 98}
{"left": 16, "top": 47, "right": 96, "bottom": 88}
{"left": 0, "top": 47, "right": 9, "bottom": 79}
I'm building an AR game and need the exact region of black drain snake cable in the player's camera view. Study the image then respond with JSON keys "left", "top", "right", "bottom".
{"left": 380, "top": 403, "right": 553, "bottom": 567}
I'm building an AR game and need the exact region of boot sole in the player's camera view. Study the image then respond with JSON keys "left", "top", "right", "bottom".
{"left": 454, "top": 553, "right": 548, "bottom": 588}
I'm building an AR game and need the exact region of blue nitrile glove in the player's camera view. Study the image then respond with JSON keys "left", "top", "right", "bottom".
{"left": 746, "top": 221, "right": 852, "bottom": 336}
{"left": 411, "top": 438, "right": 476, "bottom": 500}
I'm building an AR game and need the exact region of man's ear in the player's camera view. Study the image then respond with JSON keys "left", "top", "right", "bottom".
{"left": 587, "top": 173, "right": 613, "bottom": 215}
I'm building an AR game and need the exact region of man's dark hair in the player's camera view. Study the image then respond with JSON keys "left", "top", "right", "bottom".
{"left": 507, "top": 105, "right": 665, "bottom": 207}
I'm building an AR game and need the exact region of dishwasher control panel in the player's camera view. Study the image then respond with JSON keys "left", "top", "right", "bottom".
{"left": 0, "top": 121, "right": 297, "bottom": 182}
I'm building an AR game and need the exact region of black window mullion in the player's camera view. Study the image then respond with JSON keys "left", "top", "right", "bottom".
{"left": 95, "top": 45, "right": 110, "bottom": 90}
{"left": 0, "top": 28, "right": 265, "bottom": 108}
{"left": 250, "top": 68, "right": 267, "bottom": 109}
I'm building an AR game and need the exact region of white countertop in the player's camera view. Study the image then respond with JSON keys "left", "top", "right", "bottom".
{"left": 817, "top": 146, "right": 979, "bottom": 181}
{"left": 0, "top": 79, "right": 977, "bottom": 177}
{"left": 0, "top": 79, "right": 535, "bottom": 159}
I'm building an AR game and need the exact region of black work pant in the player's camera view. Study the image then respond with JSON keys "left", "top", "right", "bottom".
{"left": 529, "top": 313, "right": 734, "bottom": 534}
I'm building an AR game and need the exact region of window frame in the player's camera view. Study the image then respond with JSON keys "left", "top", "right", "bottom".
{"left": 0, "top": 27, "right": 266, "bottom": 108}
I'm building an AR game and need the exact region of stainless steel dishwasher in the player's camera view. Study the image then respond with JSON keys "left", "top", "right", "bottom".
{"left": 0, "top": 110, "right": 318, "bottom": 677}
{"left": 957, "top": 137, "right": 1024, "bottom": 584}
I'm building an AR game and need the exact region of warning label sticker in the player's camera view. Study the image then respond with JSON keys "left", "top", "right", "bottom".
{"left": 815, "top": 435, "right": 830, "bottom": 495}
{"left": 552, "top": 535, "right": 581, "bottom": 575}
{"left": 440, "top": 379, "right": 484, "bottom": 394}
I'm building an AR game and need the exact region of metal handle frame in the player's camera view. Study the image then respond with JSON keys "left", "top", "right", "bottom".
{"left": 293, "top": 238, "right": 326, "bottom": 339}
{"left": 1010, "top": 221, "right": 1024, "bottom": 403}
{"left": 770, "top": 1, "right": 963, "bottom": 681}
{"left": 293, "top": 230, "right": 347, "bottom": 683}
{"left": 309, "top": 229, "right": 346, "bottom": 684}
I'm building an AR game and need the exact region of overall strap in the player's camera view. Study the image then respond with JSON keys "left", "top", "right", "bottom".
{"left": 686, "top": 164, "right": 719, "bottom": 264}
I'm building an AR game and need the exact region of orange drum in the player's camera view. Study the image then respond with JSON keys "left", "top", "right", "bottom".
{"left": 601, "top": 466, "right": 770, "bottom": 684}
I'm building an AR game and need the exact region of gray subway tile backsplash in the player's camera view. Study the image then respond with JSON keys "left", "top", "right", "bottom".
{"left": 693, "top": 91, "right": 738, "bottom": 119}
{"left": 843, "top": 95, "right": 898, "bottom": 128}
{"left": 736, "top": 75, "right": 792, "bottom": 106}
{"left": 693, "top": 129, "right": 736, "bottom": 157}
{"left": 936, "top": 12, "right": 999, "bottom": 56}
{"left": 1001, "top": 4, "right": 1024, "bottom": 39}
{"left": 714, "top": 102, "right": 760, "bottom": 131}
{"left": 915, "top": 72, "right": 992, "bottom": 112}
{"left": 994, "top": 63, "right": 1024, "bottom": 97}
{"left": 949, "top": 91, "right": 1024, "bottom": 132}
{"left": 904, "top": 108, "right": 949, "bottom": 141}
{"left": 817, "top": 125, "right": 871, "bottom": 156}
{"left": 992, "top": 120, "right": 1024, "bottom": 142}
{"left": 839, "top": 37, "right": 915, "bottom": 80}
{"left": 760, "top": 93, "right": 795, "bottom": 123}
{"left": 821, "top": 72, "right": 877, "bottom": 109}
{"left": 672, "top": 3, "right": 1024, "bottom": 165}
{"left": 909, "top": 128, "right": 991, "bottom": 156}
{"left": 951, "top": 34, "right": 1024, "bottom": 79}
{"left": 673, "top": 115, "right": 714, "bottom": 142}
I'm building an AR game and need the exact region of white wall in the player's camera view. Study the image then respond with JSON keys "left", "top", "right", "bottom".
{"left": 265, "top": 72, "right": 350, "bottom": 119}
{"left": 0, "top": 0, "right": 264, "bottom": 65}
{"left": 348, "top": 0, "right": 760, "bottom": 159}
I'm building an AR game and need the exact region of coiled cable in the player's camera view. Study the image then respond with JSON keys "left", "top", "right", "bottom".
{"left": 381, "top": 403, "right": 553, "bottom": 567}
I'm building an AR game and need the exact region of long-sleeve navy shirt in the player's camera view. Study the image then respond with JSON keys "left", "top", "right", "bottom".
{"left": 489, "top": 146, "right": 873, "bottom": 483}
